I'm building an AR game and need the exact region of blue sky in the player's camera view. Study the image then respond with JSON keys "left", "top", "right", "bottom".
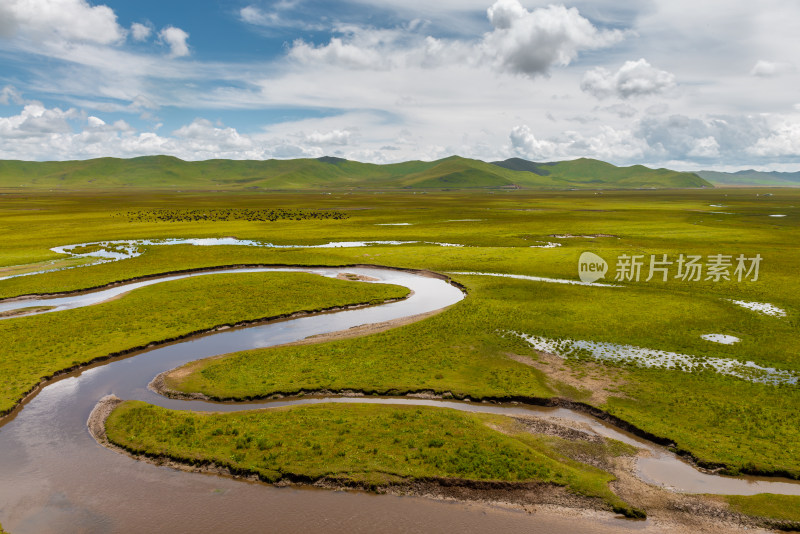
{"left": 1, "top": 0, "right": 799, "bottom": 170}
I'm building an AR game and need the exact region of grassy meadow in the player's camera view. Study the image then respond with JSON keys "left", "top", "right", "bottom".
{"left": 105, "top": 400, "right": 641, "bottom": 516}
{"left": 1, "top": 186, "right": 798, "bottom": 520}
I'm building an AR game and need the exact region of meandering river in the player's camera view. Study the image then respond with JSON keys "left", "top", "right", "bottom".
{"left": 0, "top": 266, "right": 796, "bottom": 533}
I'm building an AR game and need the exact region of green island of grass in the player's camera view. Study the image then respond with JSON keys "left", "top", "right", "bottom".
{"left": 105, "top": 400, "right": 642, "bottom": 517}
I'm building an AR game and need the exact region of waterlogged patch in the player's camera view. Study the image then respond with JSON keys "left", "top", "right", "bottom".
{"left": 729, "top": 300, "right": 787, "bottom": 317}
{"left": 701, "top": 334, "right": 740, "bottom": 345}
{"left": 578, "top": 252, "right": 608, "bottom": 283}
{"left": 511, "top": 332, "right": 798, "bottom": 386}
{"left": 53, "top": 237, "right": 467, "bottom": 261}
{"left": 0, "top": 238, "right": 466, "bottom": 281}
{"left": 769, "top": 214, "right": 787, "bottom": 218}
{"left": 448, "top": 271, "right": 617, "bottom": 287}
{"left": 375, "top": 223, "right": 412, "bottom": 226}
{"left": 529, "top": 242, "right": 562, "bottom": 248}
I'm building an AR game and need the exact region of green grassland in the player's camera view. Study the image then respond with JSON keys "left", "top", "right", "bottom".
{"left": 162, "top": 273, "right": 800, "bottom": 476}
{"left": 0, "top": 271, "right": 408, "bottom": 415}
{"left": 0, "top": 186, "right": 798, "bottom": 523}
{"left": 0, "top": 155, "right": 709, "bottom": 190}
{"left": 105, "top": 401, "right": 640, "bottom": 516}
{"left": 724, "top": 494, "right": 800, "bottom": 525}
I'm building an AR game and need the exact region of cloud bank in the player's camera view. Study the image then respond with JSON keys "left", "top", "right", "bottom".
{"left": 0, "top": 0, "right": 799, "bottom": 170}
{"left": 289, "top": 1, "right": 624, "bottom": 77}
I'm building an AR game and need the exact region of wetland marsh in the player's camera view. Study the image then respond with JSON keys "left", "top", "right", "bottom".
{"left": 0, "top": 188, "right": 798, "bottom": 533}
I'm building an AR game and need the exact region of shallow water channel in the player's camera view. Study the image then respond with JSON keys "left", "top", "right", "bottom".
{"left": 0, "top": 266, "right": 797, "bottom": 533}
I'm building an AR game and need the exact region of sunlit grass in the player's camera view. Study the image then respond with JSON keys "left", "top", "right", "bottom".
{"left": 106, "top": 400, "right": 641, "bottom": 516}
{"left": 2, "top": 187, "right": 799, "bottom": 498}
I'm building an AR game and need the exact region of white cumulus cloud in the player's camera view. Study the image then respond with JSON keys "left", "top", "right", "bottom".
{"left": 509, "top": 124, "right": 561, "bottom": 160}
{"left": 86, "top": 115, "right": 132, "bottom": 132}
{"left": 510, "top": 123, "right": 647, "bottom": 162}
{"left": 581, "top": 59, "right": 676, "bottom": 99}
{"left": 0, "top": 103, "right": 80, "bottom": 138}
{"left": 485, "top": 0, "right": 527, "bottom": 30}
{"left": 0, "top": 0, "right": 125, "bottom": 45}
{"left": 173, "top": 118, "right": 249, "bottom": 148}
{"left": 749, "top": 120, "right": 800, "bottom": 157}
{"left": 130, "top": 22, "right": 152, "bottom": 42}
{"left": 482, "top": 2, "right": 624, "bottom": 77}
{"left": 288, "top": 1, "right": 623, "bottom": 77}
{"left": 290, "top": 36, "right": 388, "bottom": 70}
{"left": 638, "top": 115, "right": 767, "bottom": 159}
{"left": 159, "top": 26, "right": 190, "bottom": 58}
{"left": 302, "top": 129, "right": 353, "bottom": 146}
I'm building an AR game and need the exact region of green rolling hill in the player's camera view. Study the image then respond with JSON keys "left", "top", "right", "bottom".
{"left": 0, "top": 155, "right": 712, "bottom": 190}
{"left": 492, "top": 157, "right": 710, "bottom": 188}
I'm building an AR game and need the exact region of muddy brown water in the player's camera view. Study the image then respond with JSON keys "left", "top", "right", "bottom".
{"left": 0, "top": 266, "right": 797, "bottom": 533}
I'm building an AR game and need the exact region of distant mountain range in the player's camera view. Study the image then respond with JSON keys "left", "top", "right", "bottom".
{"left": 2, "top": 155, "right": 796, "bottom": 190}
{"left": 0, "top": 155, "right": 717, "bottom": 190}
{"left": 695, "top": 169, "right": 800, "bottom": 187}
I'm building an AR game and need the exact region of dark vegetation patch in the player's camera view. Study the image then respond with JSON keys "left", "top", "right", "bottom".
{"left": 116, "top": 208, "right": 349, "bottom": 223}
